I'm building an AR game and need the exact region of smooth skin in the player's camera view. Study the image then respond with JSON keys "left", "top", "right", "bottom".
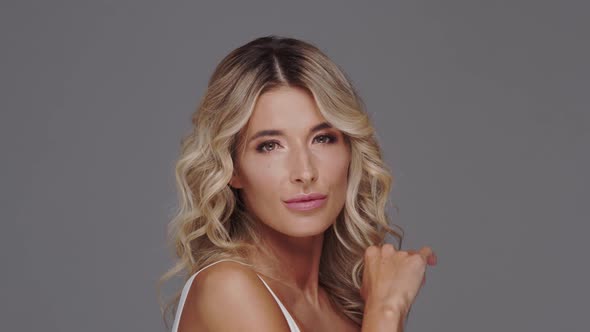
{"left": 177, "top": 86, "right": 437, "bottom": 331}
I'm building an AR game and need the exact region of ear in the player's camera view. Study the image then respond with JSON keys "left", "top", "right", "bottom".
{"left": 229, "top": 171, "right": 243, "bottom": 189}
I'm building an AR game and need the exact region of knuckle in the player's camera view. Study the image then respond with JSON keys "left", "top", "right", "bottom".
{"left": 422, "top": 246, "right": 433, "bottom": 255}
{"left": 381, "top": 243, "right": 395, "bottom": 256}
{"left": 365, "top": 245, "right": 379, "bottom": 258}
{"left": 397, "top": 250, "right": 409, "bottom": 257}
{"left": 409, "top": 254, "right": 426, "bottom": 267}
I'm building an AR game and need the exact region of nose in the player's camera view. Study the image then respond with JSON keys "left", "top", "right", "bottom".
{"left": 289, "top": 145, "right": 318, "bottom": 186}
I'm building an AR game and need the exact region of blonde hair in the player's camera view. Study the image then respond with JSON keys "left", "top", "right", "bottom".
{"left": 158, "top": 35, "right": 403, "bottom": 328}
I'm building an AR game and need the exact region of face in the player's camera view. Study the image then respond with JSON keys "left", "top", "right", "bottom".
{"left": 230, "top": 85, "right": 351, "bottom": 238}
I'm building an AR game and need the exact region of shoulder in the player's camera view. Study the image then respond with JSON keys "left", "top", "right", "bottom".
{"left": 176, "top": 260, "right": 291, "bottom": 332}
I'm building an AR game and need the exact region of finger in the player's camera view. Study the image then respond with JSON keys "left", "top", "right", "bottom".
{"left": 380, "top": 243, "right": 397, "bottom": 256}
{"left": 407, "top": 248, "right": 436, "bottom": 266}
{"left": 364, "top": 245, "right": 380, "bottom": 267}
{"left": 421, "top": 274, "right": 426, "bottom": 286}
{"left": 417, "top": 246, "right": 434, "bottom": 264}
{"left": 428, "top": 251, "right": 437, "bottom": 266}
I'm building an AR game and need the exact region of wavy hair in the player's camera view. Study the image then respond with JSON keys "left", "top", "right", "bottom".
{"left": 158, "top": 35, "right": 403, "bottom": 328}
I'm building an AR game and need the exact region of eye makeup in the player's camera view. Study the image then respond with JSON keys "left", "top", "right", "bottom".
{"left": 255, "top": 133, "right": 338, "bottom": 153}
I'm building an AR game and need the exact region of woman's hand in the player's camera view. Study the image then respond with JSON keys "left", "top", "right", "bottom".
{"left": 360, "top": 244, "right": 437, "bottom": 317}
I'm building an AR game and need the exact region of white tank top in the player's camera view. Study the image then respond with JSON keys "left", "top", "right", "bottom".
{"left": 171, "top": 259, "right": 301, "bottom": 332}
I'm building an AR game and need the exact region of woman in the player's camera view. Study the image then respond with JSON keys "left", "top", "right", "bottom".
{"left": 160, "top": 35, "right": 437, "bottom": 331}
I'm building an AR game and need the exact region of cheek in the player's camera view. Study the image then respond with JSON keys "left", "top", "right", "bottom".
{"left": 241, "top": 158, "right": 283, "bottom": 194}
{"left": 319, "top": 149, "right": 350, "bottom": 184}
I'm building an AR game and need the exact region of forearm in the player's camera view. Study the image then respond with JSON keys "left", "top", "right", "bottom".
{"left": 361, "top": 303, "right": 407, "bottom": 332}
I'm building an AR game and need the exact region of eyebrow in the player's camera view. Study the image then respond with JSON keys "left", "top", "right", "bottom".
{"left": 248, "top": 121, "right": 333, "bottom": 144}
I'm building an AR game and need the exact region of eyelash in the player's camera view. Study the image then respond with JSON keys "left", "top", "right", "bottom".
{"left": 255, "top": 134, "right": 338, "bottom": 153}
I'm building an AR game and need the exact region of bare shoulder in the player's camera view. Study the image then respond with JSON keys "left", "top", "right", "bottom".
{"left": 177, "top": 260, "right": 291, "bottom": 332}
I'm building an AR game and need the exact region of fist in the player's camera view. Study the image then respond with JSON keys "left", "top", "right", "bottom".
{"left": 360, "top": 244, "right": 437, "bottom": 314}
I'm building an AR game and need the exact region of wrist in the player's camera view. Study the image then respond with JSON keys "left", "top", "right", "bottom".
{"left": 364, "top": 298, "right": 409, "bottom": 318}
{"left": 362, "top": 301, "right": 407, "bottom": 332}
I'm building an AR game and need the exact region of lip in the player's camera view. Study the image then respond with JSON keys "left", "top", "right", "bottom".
{"left": 283, "top": 193, "right": 328, "bottom": 211}
{"left": 284, "top": 192, "right": 327, "bottom": 203}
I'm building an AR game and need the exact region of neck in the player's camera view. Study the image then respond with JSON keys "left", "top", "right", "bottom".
{"left": 249, "top": 222, "right": 326, "bottom": 305}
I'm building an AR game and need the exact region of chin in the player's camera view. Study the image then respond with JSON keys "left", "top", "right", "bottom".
{"left": 282, "top": 219, "right": 334, "bottom": 238}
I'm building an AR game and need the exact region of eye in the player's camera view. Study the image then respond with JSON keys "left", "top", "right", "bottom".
{"left": 313, "top": 134, "right": 337, "bottom": 144}
{"left": 256, "top": 140, "right": 281, "bottom": 153}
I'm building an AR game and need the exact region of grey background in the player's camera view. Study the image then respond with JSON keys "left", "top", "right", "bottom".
{"left": 1, "top": 1, "right": 588, "bottom": 331}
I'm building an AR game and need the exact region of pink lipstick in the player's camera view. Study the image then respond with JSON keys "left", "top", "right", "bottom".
{"left": 283, "top": 193, "right": 327, "bottom": 211}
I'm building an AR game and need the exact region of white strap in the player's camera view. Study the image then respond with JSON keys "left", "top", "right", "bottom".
{"left": 256, "top": 275, "right": 301, "bottom": 332}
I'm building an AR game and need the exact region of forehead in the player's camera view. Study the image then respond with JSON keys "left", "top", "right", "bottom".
{"left": 245, "top": 86, "right": 325, "bottom": 134}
